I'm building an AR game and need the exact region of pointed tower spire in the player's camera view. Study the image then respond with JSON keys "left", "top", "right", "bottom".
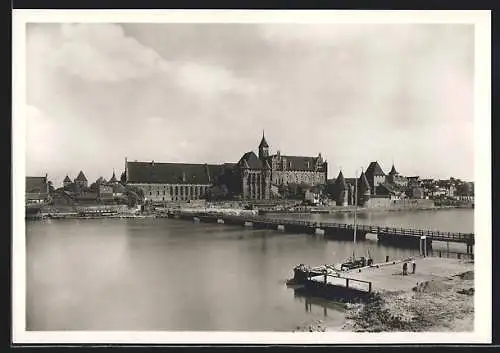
{"left": 389, "top": 163, "right": 398, "bottom": 175}
{"left": 358, "top": 170, "right": 371, "bottom": 193}
{"left": 109, "top": 169, "right": 118, "bottom": 183}
{"left": 258, "top": 131, "right": 269, "bottom": 159}
{"left": 259, "top": 130, "right": 269, "bottom": 148}
{"left": 335, "top": 170, "right": 347, "bottom": 190}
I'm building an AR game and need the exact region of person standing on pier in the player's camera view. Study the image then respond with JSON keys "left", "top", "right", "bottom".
{"left": 411, "top": 259, "right": 416, "bottom": 274}
{"left": 402, "top": 262, "right": 408, "bottom": 276}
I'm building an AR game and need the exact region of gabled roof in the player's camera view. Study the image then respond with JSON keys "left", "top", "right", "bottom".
{"left": 63, "top": 175, "right": 71, "bottom": 183}
{"left": 279, "top": 155, "right": 324, "bottom": 171}
{"left": 377, "top": 182, "right": 398, "bottom": 195}
{"left": 26, "top": 176, "right": 48, "bottom": 194}
{"left": 258, "top": 132, "right": 269, "bottom": 148}
{"left": 75, "top": 171, "right": 88, "bottom": 181}
{"left": 366, "top": 161, "right": 385, "bottom": 176}
{"left": 126, "top": 161, "right": 225, "bottom": 184}
{"left": 238, "top": 151, "right": 263, "bottom": 169}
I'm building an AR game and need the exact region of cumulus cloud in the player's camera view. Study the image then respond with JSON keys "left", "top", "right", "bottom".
{"left": 49, "top": 23, "right": 170, "bottom": 81}
{"left": 24, "top": 23, "right": 475, "bottom": 183}
{"left": 37, "top": 23, "right": 260, "bottom": 99}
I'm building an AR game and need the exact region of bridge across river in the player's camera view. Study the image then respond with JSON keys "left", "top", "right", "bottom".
{"left": 165, "top": 210, "right": 475, "bottom": 254}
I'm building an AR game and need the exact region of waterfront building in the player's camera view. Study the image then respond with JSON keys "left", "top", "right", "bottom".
{"left": 332, "top": 171, "right": 348, "bottom": 206}
{"left": 74, "top": 171, "right": 88, "bottom": 188}
{"left": 236, "top": 132, "right": 327, "bottom": 200}
{"left": 26, "top": 175, "right": 50, "bottom": 205}
{"left": 96, "top": 177, "right": 114, "bottom": 201}
{"left": 237, "top": 149, "right": 271, "bottom": 200}
{"left": 112, "top": 183, "right": 126, "bottom": 198}
{"left": 358, "top": 171, "right": 371, "bottom": 206}
{"left": 386, "top": 164, "right": 408, "bottom": 187}
{"left": 63, "top": 175, "right": 72, "bottom": 188}
{"left": 123, "top": 132, "right": 327, "bottom": 202}
{"left": 364, "top": 161, "right": 386, "bottom": 195}
{"left": 124, "top": 159, "right": 225, "bottom": 202}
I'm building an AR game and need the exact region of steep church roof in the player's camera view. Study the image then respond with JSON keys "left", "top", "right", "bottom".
{"left": 366, "top": 161, "right": 385, "bottom": 177}
{"left": 238, "top": 151, "right": 263, "bottom": 169}
{"left": 75, "top": 171, "right": 88, "bottom": 182}
{"left": 63, "top": 175, "right": 71, "bottom": 183}
{"left": 126, "top": 161, "right": 225, "bottom": 184}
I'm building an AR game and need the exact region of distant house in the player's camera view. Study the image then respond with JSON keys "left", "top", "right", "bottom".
{"left": 431, "top": 187, "right": 447, "bottom": 198}
{"left": 98, "top": 184, "right": 114, "bottom": 201}
{"left": 63, "top": 175, "right": 72, "bottom": 188}
{"left": 376, "top": 182, "right": 403, "bottom": 200}
{"left": 112, "top": 183, "right": 126, "bottom": 197}
{"left": 365, "top": 161, "right": 386, "bottom": 195}
{"left": 26, "top": 175, "right": 50, "bottom": 204}
{"left": 447, "top": 184, "right": 457, "bottom": 198}
{"left": 407, "top": 176, "right": 421, "bottom": 187}
{"left": 411, "top": 187, "right": 424, "bottom": 199}
{"left": 304, "top": 189, "right": 320, "bottom": 205}
{"left": 386, "top": 164, "right": 408, "bottom": 187}
{"left": 74, "top": 171, "right": 88, "bottom": 188}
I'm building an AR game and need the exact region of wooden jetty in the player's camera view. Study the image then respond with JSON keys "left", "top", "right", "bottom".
{"left": 164, "top": 210, "right": 475, "bottom": 254}
{"left": 290, "top": 257, "right": 473, "bottom": 302}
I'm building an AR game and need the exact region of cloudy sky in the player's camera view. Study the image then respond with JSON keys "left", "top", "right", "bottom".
{"left": 25, "top": 22, "right": 474, "bottom": 187}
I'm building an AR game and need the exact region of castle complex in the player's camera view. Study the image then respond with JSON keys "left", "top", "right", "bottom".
{"left": 124, "top": 133, "right": 328, "bottom": 202}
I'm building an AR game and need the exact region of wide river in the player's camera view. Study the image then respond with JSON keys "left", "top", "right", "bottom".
{"left": 26, "top": 208, "right": 473, "bottom": 331}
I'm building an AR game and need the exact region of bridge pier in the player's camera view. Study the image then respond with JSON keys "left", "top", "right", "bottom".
{"left": 284, "top": 224, "right": 315, "bottom": 234}
{"left": 377, "top": 232, "right": 432, "bottom": 250}
{"left": 223, "top": 217, "right": 245, "bottom": 226}
{"left": 324, "top": 227, "right": 367, "bottom": 241}
{"left": 253, "top": 221, "right": 272, "bottom": 229}
{"left": 198, "top": 215, "right": 218, "bottom": 223}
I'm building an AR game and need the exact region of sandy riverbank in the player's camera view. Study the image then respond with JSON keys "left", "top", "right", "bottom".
{"left": 293, "top": 259, "right": 474, "bottom": 332}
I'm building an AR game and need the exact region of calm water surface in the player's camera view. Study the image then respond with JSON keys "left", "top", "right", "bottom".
{"left": 26, "top": 209, "right": 473, "bottom": 331}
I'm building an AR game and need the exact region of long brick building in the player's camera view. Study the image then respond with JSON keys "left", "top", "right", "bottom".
{"left": 123, "top": 133, "right": 328, "bottom": 202}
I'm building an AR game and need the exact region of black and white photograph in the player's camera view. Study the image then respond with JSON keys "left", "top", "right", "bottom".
{"left": 12, "top": 10, "right": 491, "bottom": 344}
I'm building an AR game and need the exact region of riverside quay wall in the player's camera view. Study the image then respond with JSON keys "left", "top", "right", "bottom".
{"left": 364, "top": 198, "right": 435, "bottom": 210}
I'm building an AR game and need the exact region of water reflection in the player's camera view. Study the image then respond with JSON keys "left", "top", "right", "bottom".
{"left": 26, "top": 209, "right": 473, "bottom": 331}
{"left": 293, "top": 291, "right": 346, "bottom": 317}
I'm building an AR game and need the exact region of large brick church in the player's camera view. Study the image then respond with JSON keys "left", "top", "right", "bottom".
{"left": 123, "top": 133, "right": 328, "bottom": 202}
{"left": 237, "top": 132, "right": 328, "bottom": 199}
